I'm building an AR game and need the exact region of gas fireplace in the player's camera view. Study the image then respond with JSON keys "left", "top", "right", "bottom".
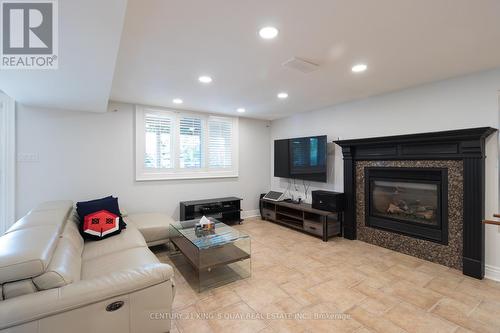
{"left": 365, "top": 167, "right": 448, "bottom": 244}
{"left": 335, "top": 127, "right": 497, "bottom": 279}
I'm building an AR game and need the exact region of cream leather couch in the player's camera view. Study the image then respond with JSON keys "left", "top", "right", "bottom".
{"left": 0, "top": 201, "right": 175, "bottom": 333}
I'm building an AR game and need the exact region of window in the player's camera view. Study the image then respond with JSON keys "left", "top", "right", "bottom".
{"left": 179, "top": 116, "right": 203, "bottom": 168}
{"left": 144, "top": 112, "right": 173, "bottom": 168}
{"left": 208, "top": 117, "right": 233, "bottom": 168}
{"left": 136, "top": 106, "right": 239, "bottom": 180}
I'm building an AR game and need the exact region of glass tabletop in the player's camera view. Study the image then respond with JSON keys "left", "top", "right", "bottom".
{"left": 170, "top": 218, "right": 249, "bottom": 250}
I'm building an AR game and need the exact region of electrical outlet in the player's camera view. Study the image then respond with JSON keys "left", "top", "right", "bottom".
{"left": 17, "top": 153, "right": 39, "bottom": 162}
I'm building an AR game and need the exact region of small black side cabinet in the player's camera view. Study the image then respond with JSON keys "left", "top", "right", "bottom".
{"left": 180, "top": 197, "right": 243, "bottom": 224}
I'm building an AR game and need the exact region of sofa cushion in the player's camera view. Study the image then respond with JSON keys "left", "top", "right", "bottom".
{"left": 81, "top": 247, "right": 159, "bottom": 280}
{"left": 126, "top": 213, "right": 173, "bottom": 244}
{"left": 61, "top": 220, "right": 84, "bottom": 256}
{"left": 6, "top": 209, "right": 71, "bottom": 234}
{"left": 32, "top": 237, "right": 82, "bottom": 290}
{"left": 31, "top": 200, "right": 74, "bottom": 212}
{"left": 82, "top": 224, "right": 147, "bottom": 261}
{"left": 0, "top": 225, "right": 60, "bottom": 284}
{"left": 2, "top": 279, "right": 37, "bottom": 299}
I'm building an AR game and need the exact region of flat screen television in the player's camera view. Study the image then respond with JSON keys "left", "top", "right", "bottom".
{"left": 274, "top": 135, "right": 327, "bottom": 182}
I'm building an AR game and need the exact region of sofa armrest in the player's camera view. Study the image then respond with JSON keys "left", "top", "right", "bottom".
{"left": 0, "top": 263, "right": 174, "bottom": 330}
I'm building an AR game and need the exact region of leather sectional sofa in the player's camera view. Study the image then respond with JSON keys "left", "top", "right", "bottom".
{"left": 0, "top": 201, "right": 175, "bottom": 333}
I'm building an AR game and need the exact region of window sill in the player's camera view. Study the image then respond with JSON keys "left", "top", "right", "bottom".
{"left": 136, "top": 172, "right": 239, "bottom": 181}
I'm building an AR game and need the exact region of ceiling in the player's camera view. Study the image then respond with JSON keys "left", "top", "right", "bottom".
{"left": 0, "top": 0, "right": 127, "bottom": 112}
{"left": 2, "top": 0, "right": 500, "bottom": 119}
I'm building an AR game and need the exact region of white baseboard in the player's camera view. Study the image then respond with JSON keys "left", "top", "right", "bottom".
{"left": 485, "top": 264, "right": 500, "bottom": 282}
{"left": 242, "top": 209, "right": 260, "bottom": 219}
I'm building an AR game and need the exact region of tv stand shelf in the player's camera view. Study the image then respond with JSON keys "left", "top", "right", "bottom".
{"left": 180, "top": 197, "right": 243, "bottom": 225}
{"left": 276, "top": 211, "right": 302, "bottom": 220}
{"left": 260, "top": 199, "right": 342, "bottom": 242}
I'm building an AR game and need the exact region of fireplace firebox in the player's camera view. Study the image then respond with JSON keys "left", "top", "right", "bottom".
{"left": 365, "top": 167, "right": 448, "bottom": 244}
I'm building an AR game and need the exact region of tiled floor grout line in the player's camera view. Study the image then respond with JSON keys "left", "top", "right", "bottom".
{"left": 156, "top": 219, "right": 500, "bottom": 333}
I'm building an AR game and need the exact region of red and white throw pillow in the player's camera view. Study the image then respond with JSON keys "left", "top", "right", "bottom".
{"left": 82, "top": 209, "right": 120, "bottom": 238}
{"left": 76, "top": 196, "right": 126, "bottom": 241}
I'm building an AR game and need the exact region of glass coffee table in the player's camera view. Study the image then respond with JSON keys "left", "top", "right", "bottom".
{"left": 168, "top": 218, "right": 251, "bottom": 292}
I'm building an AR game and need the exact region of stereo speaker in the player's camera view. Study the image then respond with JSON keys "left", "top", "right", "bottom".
{"left": 311, "top": 190, "right": 345, "bottom": 212}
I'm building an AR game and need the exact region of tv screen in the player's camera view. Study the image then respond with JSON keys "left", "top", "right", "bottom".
{"left": 274, "top": 135, "right": 327, "bottom": 182}
{"left": 289, "top": 136, "right": 327, "bottom": 182}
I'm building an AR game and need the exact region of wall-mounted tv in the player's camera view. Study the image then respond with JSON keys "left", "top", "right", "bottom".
{"left": 274, "top": 135, "right": 327, "bottom": 182}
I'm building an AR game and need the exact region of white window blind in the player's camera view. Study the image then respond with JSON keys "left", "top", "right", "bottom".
{"left": 144, "top": 113, "right": 173, "bottom": 168}
{"left": 179, "top": 116, "right": 202, "bottom": 168}
{"left": 136, "top": 107, "right": 239, "bottom": 180}
{"left": 208, "top": 117, "right": 233, "bottom": 168}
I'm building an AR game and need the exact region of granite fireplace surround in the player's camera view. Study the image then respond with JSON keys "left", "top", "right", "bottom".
{"left": 356, "top": 160, "right": 463, "bottom": 269}
{"left": 335, "top": 127, "right": 496, "bottom": 279}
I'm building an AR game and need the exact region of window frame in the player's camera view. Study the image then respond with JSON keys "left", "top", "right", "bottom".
{"left": 135, "top": 106, "right": 239, "bottom": 181}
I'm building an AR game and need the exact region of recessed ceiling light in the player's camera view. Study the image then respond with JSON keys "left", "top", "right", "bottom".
{"left": 352, "top": 63, "right": 367, "bottom": 73}
{"left": 236, "top": 108, "right": 246, "bottom": 113}
{"left": 277, "top": 92, "right": 288, "bottom": 99}
{"left": 259, "top": 26, "right": 279, "bottom": 39}
{"left": 173, "top": 98, "right": 183, "bottom": 104}
{"left": 198, "top": 75, "right": 212, "bottom": 83}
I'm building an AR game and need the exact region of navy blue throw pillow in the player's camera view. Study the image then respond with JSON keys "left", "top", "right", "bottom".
{"left": 76, "top": 196, "right": 126, "bottom": 240}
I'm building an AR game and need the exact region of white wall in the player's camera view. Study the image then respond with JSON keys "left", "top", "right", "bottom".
{"left": 16, "top": 103, "right": 270, "bottom": 219}
{"left": 0, "top": 92, "right": 16, "bottom": 234}
{"left": 270, "top": 68, "right": 500, "bottom": 279}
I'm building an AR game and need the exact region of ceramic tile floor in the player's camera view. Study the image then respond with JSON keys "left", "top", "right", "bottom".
{"left": 153, "top": 218, "right": 500, "bottom": 333}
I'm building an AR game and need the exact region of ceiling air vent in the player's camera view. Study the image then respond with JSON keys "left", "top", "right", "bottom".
{"left": 282, "top": 57, "right": 319, "bottom": 74}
